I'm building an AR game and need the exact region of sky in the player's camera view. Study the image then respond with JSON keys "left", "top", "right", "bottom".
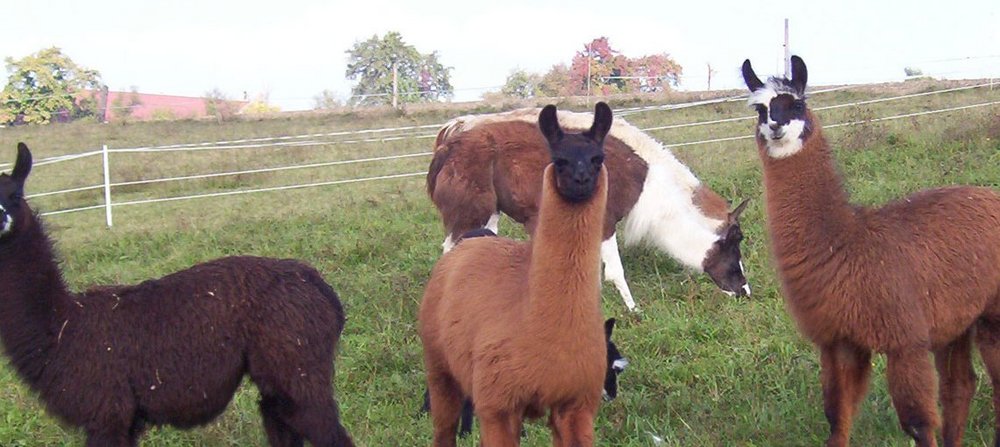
{"left": 4, "top": 0, "right": 999, "bottom": 111}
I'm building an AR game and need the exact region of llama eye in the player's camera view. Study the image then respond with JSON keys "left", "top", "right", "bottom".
{"left": 554, "top": 159, "right": 569, "bottom": 168}
{"left": 793, "top": 101, "right": 805, "bottom": 112}
{"left": 591, "top": 155, "right": 604, "bottom": 165}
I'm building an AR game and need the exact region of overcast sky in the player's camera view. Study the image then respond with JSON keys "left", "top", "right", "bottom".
{"left": 4, "top": 0, "right": 998, "bottom": 110}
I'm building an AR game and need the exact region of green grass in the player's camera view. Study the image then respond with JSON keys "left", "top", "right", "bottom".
{"left": 0, "top": 80, "right": 999, "bottom": 446}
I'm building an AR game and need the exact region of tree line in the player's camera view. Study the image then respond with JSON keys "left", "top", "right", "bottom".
{"left": 0, "top": 34, "right": 682, "bottom": 125}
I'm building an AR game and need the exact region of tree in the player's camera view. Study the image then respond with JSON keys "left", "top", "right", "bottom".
{"left": 345, "top": 31, "right": 453, "bottom": 107}
{"left": 0, "top": 47, "right": 103, "bottom": 125}
{"left": 537, "top": 64, "right": 572, "bottom": 97}
{"left": 501, "top": 69, "right": 542, "bottom": 98}
{"left": 567, "top": 37, "right": 682, "bottom": 96}
{"left": 203, "top": 88, "right": 240, "bottom": 122}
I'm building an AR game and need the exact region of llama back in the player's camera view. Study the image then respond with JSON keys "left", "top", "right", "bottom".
{"left": 42, "top": 256, "right": 347, "bottom": 427}
{"left": 419, "top": 236, "right": 531, "bottom": 393}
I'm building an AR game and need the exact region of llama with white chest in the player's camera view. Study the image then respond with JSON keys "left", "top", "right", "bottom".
{"left": 744, "top": 55, "right": 1000, "bottom": 447}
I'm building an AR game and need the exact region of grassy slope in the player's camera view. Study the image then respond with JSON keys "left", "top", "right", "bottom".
{"left": 0, "top": 81, "right": 998, "bottom": 446}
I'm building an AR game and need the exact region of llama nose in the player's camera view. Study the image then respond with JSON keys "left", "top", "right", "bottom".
{"left": 769, "top": 123, "right": 781, "bottom": 131}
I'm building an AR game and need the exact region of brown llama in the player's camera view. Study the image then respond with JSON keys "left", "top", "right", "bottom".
{"left": 427, "top": 106, "right": 751, "bottom": 311}
{"left": 420, "top": 103, "right": 611, "bottom": 446}
{"left": 743, "top": 56, "right": 1000, "bottom": 447}
{"left": 0, "top": 143, "right": 353, "bottom": 447}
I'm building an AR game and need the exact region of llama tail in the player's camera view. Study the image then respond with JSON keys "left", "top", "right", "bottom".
{"left": 304, "top": 270, "right": 347, "bottom": 336}
{"left": 426, "top": 145, "right": 451, "bottom": 198}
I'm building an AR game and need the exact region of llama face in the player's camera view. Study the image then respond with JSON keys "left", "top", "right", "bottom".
{"left": 742, "top": 56, "right": 812, "bottom": 159}
{"left": 702, "top": 199, "right": 751, "bottom": 297}
{"left": 0, "top": 143, "right": 32, "bottom": 238}
{"left": 538, "top": 102, "right": 611, "bottom": 203}
{"left": 703, "top": 222, "right": 750, "bottom": 296}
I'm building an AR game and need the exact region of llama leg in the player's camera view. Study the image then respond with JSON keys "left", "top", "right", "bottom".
{"left": 280, "top": 395, "right": 354, "bottom": 447}
{"left": 260, "top": 395, "right": 304, "bottom": 447}
{"left": 886, "top": 346, "right": 940, "bottom": 447}
{"left": 427, "top": 373, "right": 464, "bottom": 447}
{"left": 478, "top": 410, "right": 519, "bottom": 447}
{"left": 458, "top": 398, "right": 474, "bottom": 438}
{"left": 601, "top": 234, "right": 637, "bottom": 311}
{"left": 85, "top": 430, "right": 133, "bottom": 447}
{"left": 549, "top": 403, "right": 597, "bottom": 447}
{"left": 975, "top": 319, "right": 1000, "bottom": 447}
{"left": 934, "top": 331, "right": 975, "bottom": 447}
{"left": 819, "top": 343, "right": 872, "bottom": 447}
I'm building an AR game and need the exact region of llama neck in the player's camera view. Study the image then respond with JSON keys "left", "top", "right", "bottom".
{"left": 0, "top": 213, "right": 71, "bottom": 382}
{"left": 759, "top": 122, "right": 858, "bottom": 269}
{"left": 527, "top": 166, "right": 607, "bottom": 323}
{"left": 622, "top": 164, "right": 721, "bottom": 271}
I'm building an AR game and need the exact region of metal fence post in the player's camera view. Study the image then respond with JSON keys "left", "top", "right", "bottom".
{"left": 102, "top": 144, "right": 113, "bottom": 227}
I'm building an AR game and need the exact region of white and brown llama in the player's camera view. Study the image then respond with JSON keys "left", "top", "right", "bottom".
{"left": 427, "top": 106, "right": 751, "bottom": 311}
{"left": 0, "top": 143, "right": 353, "bottom": 446}
{"left": 420, "top": 103, "right": 611, "bottom": 446}
{"left": 743, "top": 55, "right": 1000, "bottom": 447}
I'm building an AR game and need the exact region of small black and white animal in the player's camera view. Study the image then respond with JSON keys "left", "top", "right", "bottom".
{"left": 420, "top": 317, "right": 628, "bottom": 438}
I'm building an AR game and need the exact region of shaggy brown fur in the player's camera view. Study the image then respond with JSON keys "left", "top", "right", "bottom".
{"left": 745, "top": 57, "right": 1000, "bottom": 447}
{"left": 420, "top": 106, "right": 609, "bottom": 446}
{"left": 0, "top": 143, "right": 353, "bottom": 447}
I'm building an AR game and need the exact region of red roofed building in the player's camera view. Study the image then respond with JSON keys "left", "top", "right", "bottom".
{"left": 98, "top": 90, "right": 248, "bottom": 122}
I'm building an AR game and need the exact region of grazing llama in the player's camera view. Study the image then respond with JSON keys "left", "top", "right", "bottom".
{"left": 427, "top": 106, "right": 751, "bottom": 311}
{"left": 420, "top": 315, "right": 629, "bottom": 438}
{"left": 0, "top": 143, "right": 353, "bottom": 446}
{"left": 743, "top": 56, "right": 1000, "bottom": 447}
{"left": 420, "top": 103, "right": 611, "bottom": 446}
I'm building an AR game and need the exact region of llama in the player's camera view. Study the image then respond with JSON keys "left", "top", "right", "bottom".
{"left": 743, "top": 56, "right": 1000, "bottom": 447}
{"left": 427, "top": 106, "right": 751, "bottom": 311}
{"left": 0, "top": 143, "right": 353, "bottom": 446}
{"left": 420, "top": 103, "right": 611, "bottom": 446}
{"left": 420, "top": 316, "right": 629, "bottom": 438}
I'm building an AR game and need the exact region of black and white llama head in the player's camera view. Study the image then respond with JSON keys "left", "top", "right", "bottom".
{"left": 538, "top": 102, "right": 611, "bottom": 203}
{"left": 741, "top": 55, "right": 813, "bottom": 159}
{"left": 0, "top": 143, "right": 32, "bottom": 239}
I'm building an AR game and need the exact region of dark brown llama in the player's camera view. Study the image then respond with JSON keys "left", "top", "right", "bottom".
{"left": 420, "top": 103, "right": 611, "bottom": 446}
{"left": 0, "top": 143, "right": 353, "bottom": 447}
{"left": 427, "top": 106, "right": 751, "bottom": 311}
{"left": 743, "top": 56, "right": 1000, "bottom": 447}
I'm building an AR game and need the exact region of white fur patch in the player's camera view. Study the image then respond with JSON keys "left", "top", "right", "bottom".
{"left": 612, "top": 358, "right": 629, "bottom": 371}
{"left": 760, "top": 119, "right": 806, "bottom": 158}
{"left": 486, "top": 213, "right": 500, "bottom": 234}
{"left": 441, "top": 234, "right": 455, "bottom": 253}
{"left": 0, "top": 204, "right": 10, "bottom": 235}
{"left": 622, "top": 165, "right": 722, "bottom": 270}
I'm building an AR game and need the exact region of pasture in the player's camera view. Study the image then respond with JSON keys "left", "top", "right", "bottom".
{"left": 0, "top": 80, "right": 998, "bottom": 446}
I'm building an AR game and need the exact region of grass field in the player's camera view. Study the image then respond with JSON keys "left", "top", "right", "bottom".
{"left": 0, "top": 80, "right": 999, "bottom": 446}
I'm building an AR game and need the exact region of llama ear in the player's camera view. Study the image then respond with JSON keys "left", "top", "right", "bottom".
{"left": 742, "top": 59, "right": 764, "bottom": 92}
{"left": 728, "top": 198, "right": 750, "bottom": 224}
{"left": 538, "top": 105, "right": 563, "bottom": 147}
{"left": 584, "top": 102, "right": 613, "bottom": 145}
{"left": 790, "top": 55, "right": 807, "bottom": 95}
{"left": 604, "top": 318, "right": 616, "bottom": 338}
{"left": 12, "top": 142, "right": 32, "bottom": 185}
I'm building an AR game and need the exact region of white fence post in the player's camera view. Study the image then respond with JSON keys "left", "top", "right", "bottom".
{"left": 102, "top": 144, "right": 113, "bottom": 227}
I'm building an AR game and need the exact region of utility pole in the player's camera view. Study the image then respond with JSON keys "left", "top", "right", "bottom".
{"left": 783, "top": 18, "right": 791, "bottom": 78}
{"left": 706, "top": 63, "right": 716, "bottom": 91}
{"left": 586, "top": 42, "right": 592, "bottom": 101}
{"left": 392, "top": 61, "right": 399, "bottom": 109}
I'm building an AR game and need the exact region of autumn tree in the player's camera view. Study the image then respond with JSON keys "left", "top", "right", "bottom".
{"left": 345, "top": 31, "right": 453, "bottom": 107}
{"left": 569, "top": 37, "right": 682, "bottom": 95}
{"left": 0, "top": 47, "right": 103, "bottom": 124}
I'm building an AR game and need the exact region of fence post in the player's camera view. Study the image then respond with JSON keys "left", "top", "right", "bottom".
{"left": 102, "top": 144, "right": 113, "bottom": 227}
